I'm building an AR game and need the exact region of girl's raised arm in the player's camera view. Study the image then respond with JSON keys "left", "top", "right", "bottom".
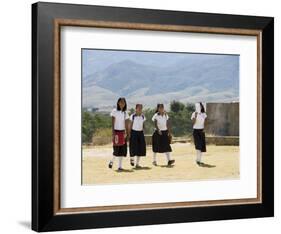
{"left": 191, "top": 112, "right": 197, "bottom": 125}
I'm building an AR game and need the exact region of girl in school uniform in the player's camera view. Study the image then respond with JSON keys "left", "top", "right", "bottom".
{"left": 191, "top": 102, "right": 207, "bottom": 166}
{"left": 129, "top": 104, "right": 146, "bottom": 168}
{"left": 108, "top": 97, "right": 130, "bottom": 171}
{"left": 152, "top": 104, "right": 175, "bottom": 166}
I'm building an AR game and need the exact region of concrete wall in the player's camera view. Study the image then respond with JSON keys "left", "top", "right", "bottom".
{"left": 205, "top": 102, "right": 239, "bottom": 136}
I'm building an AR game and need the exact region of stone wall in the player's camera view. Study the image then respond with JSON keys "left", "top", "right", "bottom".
{"left": 205, "top": 136, "right": 239, "bottom": 146}
{"left": 205, "top": 102, "right": 239, "bottom": 136}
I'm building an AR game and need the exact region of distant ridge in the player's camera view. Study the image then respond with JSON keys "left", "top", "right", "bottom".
{"left": 82, "top": 50, "right": 239, "bottom": 109}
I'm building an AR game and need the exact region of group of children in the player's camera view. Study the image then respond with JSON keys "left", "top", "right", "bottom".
{"left": 108, "top": 97, "right": 207, "bottom": 171}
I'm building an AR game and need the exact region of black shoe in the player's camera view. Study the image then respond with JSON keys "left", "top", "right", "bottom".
{"left": 108, "top": 161, "right": 113, "bottom": 169}
{"left": 152, "top": 161, "right": 157, "bottom": 166}
{"left": 117, "top": 168, "right": 123, "bottom": 172}
{"left": 135, "top": 165, "right": 141, "bottom": 169}
{"left": 168, "top": 159, "right": 175, "bottom": 166}
{"left": 196, "top": 161, "right": 203, "bottom": 166}
{"left": 130, "top": 159, "right": 134, "bottom": 166}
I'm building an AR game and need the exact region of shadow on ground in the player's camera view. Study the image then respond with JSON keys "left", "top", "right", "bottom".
{"left": 199, "top": 163, "right": 216, "bottom": 168}
{"left": 114, "top": 169, "right": 134, "bottom": 173}
{"left": 133, "top": 166, "right": 152, "bottom": 170}
{"left": 18, "top": 221, "right": 30, "bottom": 229}
{"left": 159, "top": 165, "right": 175, "bottom": 168}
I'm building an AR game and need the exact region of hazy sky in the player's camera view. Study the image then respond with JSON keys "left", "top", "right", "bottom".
{"left": 82, "top": 49, "right": 239, "bottom": 78}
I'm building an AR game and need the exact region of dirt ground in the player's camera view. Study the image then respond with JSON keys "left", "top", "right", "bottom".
{"left": 82, "top": 143, "right": 239, "bottom": 185}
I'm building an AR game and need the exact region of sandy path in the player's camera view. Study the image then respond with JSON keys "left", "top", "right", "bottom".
{"left": 82, "top": 143, "right": 239, "bottom": 185}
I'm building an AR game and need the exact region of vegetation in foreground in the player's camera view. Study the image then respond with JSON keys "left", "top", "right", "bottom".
{"left": 82, "top": 100, "right": 195, "bottom": 144}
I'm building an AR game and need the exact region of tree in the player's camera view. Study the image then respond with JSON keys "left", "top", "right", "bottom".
{"left": 170, "top": 100, "right": 185, "bottom": 113}
{"left": 82, "top": 111, "right": 95, "bottom": 143}
{"left": 168, "top": 101, "right": 194, "bottom": 137}
{"left": 129, "top": 107, "right": 135, "bottom": 115}
{"left": 143, "top": 108, "right": 155, "bottom": 135}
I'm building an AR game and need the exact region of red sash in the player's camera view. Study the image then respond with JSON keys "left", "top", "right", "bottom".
{"left": 113, "top": 130, "right": 126, "bottom": 146}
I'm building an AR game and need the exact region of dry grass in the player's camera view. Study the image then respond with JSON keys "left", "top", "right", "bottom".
{"left": 82, "top": 143, "right": 239, "bottom": 185}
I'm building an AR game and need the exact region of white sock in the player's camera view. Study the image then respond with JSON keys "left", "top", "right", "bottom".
{"left": 136, "top": 156, "right": 141, "bottom": 166}
{"left": 110, "top": 156, "right": 116, "bottom": 163}
{"left": 118, "top": 157, "right": 123, "bottom": 169}
{"left": 196, "top": 150, "right": 202, "bottom": 162}
{"left": 165, "top": 152, "right": 171, "bottom": 162}
{"left": 153, "top": 153, "right": 157, "bottom": 162}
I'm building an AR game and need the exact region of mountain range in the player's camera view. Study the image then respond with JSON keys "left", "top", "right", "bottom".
{"left": 82, "top": 50, "right": 239, "bottom": 110}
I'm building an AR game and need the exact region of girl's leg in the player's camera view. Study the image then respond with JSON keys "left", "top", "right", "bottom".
{"left": 108, "top": 155, "right": 116, "bottom": 168}
{"left": 118, "top": 157, "right": 123, "bottom": 169}
{"left": 166, "top": 152, "right": 175, "bottom": 165}
{"left": 110, "top": 155, "right": 116, "bottom": 163}
{"left": 135, "top": 156, "right": 141, "bottom": 167}
{"left": 130, "top": 157, "right": 134, "bottom": 166}
{"left": 165, "top": 152, "right": 171, "bottom": 162}
{"left": 196, "top": 150, "right": 202, "bottom": 163}
{"left": 153, "top": 153, "right": 157, "bottom": 166}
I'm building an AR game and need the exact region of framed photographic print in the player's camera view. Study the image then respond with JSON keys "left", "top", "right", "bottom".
{"left": 32, "top": 2, "right": 274, "bottom": 232}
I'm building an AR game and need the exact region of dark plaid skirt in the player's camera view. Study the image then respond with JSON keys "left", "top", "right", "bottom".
{"left": 152, "top": 130, "right": 172, "bottom": 153}
{"left": 193, "top": 129, "right": 206, "bottom": 152}
{"left": 113, "top": 130, "right": 127, "bottom": 157}
{"left": 113, "top": 143, "right": 127, "bottom": 157}
{"left": 129, "top": 130, "right": 146, "bottom": 157}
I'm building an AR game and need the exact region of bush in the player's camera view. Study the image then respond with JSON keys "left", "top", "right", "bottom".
{"left": 93, "top": 128, "right": 112, "bottom": 137}
{"left": 82, "top": 111, "right": 111, "bottom": 144}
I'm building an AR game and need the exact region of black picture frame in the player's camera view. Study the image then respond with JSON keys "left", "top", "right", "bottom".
{"left": 32, "top": 2, "right": 274, "bottom": 232}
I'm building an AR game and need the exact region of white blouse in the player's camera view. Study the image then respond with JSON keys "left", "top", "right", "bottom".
{"left": 191, "top": 112, "right": 207, "bottom": 129}
{"left": 110, "top": 109, "right": 129, "bottom": 130}
{"left": 152, "top": 113, "right": 169, "bottom": 131}
{"left": 130, "top": 114, "right": 146, "bottom": 131}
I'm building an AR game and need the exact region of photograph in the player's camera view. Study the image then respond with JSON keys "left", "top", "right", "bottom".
{"left": 30, "top": 1, "right": 274, "bottom": 231}
{"left": 81, "top": 49, "right": 240, "bottom": 185}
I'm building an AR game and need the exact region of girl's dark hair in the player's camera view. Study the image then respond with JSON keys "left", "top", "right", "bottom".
{"left": 136, "top": 103, "right": 143, "bottom": 109}
{"left": 155, "top": 103, "right": 164, "bottom": 113}
{"left": 200, "top": 102, "right": 205, "bottom": 113}
{"left": 116, "top": 97, "right": 127, "bottom": 111}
